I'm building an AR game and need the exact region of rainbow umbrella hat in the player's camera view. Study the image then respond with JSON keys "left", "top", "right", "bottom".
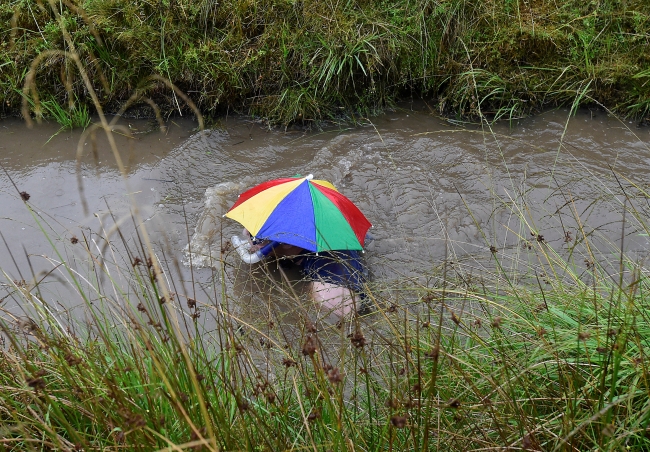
{"left": 225, "top": 174, "right": 371, "bottom": 252}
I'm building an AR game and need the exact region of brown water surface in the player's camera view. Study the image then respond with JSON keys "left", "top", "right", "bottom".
{"left": 1, "top": 108, "right": 649, "bottom": 328}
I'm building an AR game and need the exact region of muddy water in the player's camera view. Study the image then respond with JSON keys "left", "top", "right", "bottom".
{"left": 1, "top": 108, "right": 649, "bottom": 328}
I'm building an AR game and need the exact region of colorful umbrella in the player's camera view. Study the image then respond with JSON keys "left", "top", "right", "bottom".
{"left": 225, "top": 174, "right": 371, "bottom": 252}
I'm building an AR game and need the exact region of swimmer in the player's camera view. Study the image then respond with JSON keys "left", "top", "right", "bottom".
{"left": 232, "top": 229, "right": 367, "bottom": 320}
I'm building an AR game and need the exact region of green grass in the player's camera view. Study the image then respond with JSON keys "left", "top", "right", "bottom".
{"left": 2, "top": 2, "right": 650, "bottom": 449}
{"left": 3, "top": 136, "right": 650, "bottom": 450}
{"left": 2, "top": 0, "right": 650, "bottom": 126}
{"left": 40, "top": 97, "right": 91, "bottom": 129}
{"left": 2, "top": 187, "right": 650, "bottom": 450}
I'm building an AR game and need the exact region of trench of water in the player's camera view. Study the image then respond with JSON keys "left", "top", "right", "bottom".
{"left": 1, "top": 106, "right": 649, "bottom": 332}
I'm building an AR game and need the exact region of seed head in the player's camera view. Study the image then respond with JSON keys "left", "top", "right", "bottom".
{"left": 450, "top": 311, "right": 460, "bottom": 325}
{"left": 307, "top": 409, "right": 320, "bottom": 422}
{"left": 70, "top": 236, "right": 79, "bottom": 244}
{"left": 282, "top": 357, "right": 297, "bottom": 368}
{"left": 350, "top": 331, "right": 366, "bottom": 348}
{"left": 123, "top": 412, "right": 145, "bottom": 429}
{"left": 187, "top": 298, "right": 197, "bottom": 309}
{"left": 522, "top": 432, "right": 539, "bottom": 450}
{"left": 132, "top": 257, "right": 142, "bottom": 267}
{"left": 578, "top": 331, "right": 591, "bottom": 341}
{"left": 385, "top": 398, "right": 400, "bottom": 409}
{"left": 448, "top": 398, "right": 461, "bottom": 409}
{"left": 27, "top": 375, "right": 46, "bottom": 391}
{"left": 64, "top": 353, "right": 82, "bottom": 366}
{"left": 404, "top": 398, "right": 419, "bottom": 409}
{"left": 425, "top": 346, "right": 440, "bottom": 361}
{"left": 20, "top": 191, "right": 30, "bottom": 201}
{"left": 221, "top": 241, "right": 232, "bottom": 254}
{"left": 302, "top": 335, "right": 317, "bottom": 357}
{"left": 237, "top": 398, "right": 249, "bottom": 411}
{"left": 114, "top": 430, "right": 125, "bottom": 443}
{"left": 390, "top": 415, "right": 407, "bottom": 428}
{"left": 327, "top": 367, "right": 342, "bottom": 384}
{"left": 490, "top": 317, "right": 503, "bottom": 328}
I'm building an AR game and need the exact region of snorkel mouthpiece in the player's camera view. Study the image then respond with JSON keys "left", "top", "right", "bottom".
{"left": 231, "top": 235, "right": 280, "bottom": 264}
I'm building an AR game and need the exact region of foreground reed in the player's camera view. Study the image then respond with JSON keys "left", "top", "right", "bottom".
{"left": 1, "top": 177, "right": 649, "bottom": 451}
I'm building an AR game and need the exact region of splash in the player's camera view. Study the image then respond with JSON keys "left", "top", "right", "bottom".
{"left": 184, "top": 136, "right": 370, "bottom": 269}
{"left": 183, "top": 179, "right": 254, "bottom": 268}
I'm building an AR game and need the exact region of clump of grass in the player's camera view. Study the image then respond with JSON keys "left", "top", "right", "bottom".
{"left": 2, "top": 0, "right": 650, "bottom": 126}
{"left": 40, "top": 96, "right": 91, "bottom": 130}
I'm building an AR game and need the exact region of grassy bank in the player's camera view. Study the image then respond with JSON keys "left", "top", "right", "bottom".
{"left": 2, "top": 0, "right": 650, "bottom": 125}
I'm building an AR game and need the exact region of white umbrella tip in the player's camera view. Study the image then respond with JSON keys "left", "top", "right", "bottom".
{"left": 305, "top": 174, "right": 313, "bottom": 180}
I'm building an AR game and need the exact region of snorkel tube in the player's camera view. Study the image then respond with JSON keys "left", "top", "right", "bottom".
{"left": 231, "top": 235, "right": 280, "bottom": 264}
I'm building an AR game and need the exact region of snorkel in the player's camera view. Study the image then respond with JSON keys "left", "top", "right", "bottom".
{"left": 231, "top": 235, "right": 280, "bottom": 264}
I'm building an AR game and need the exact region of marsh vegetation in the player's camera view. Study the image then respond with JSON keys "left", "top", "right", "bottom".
{"left": 2, "top": 1, "right": 650, "bottom": 450}
{"left": 2, "top": 0, "right": 650, "bottom": 126}
{"left": 2, "top": 170, "right": 650, "bottom": 450}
